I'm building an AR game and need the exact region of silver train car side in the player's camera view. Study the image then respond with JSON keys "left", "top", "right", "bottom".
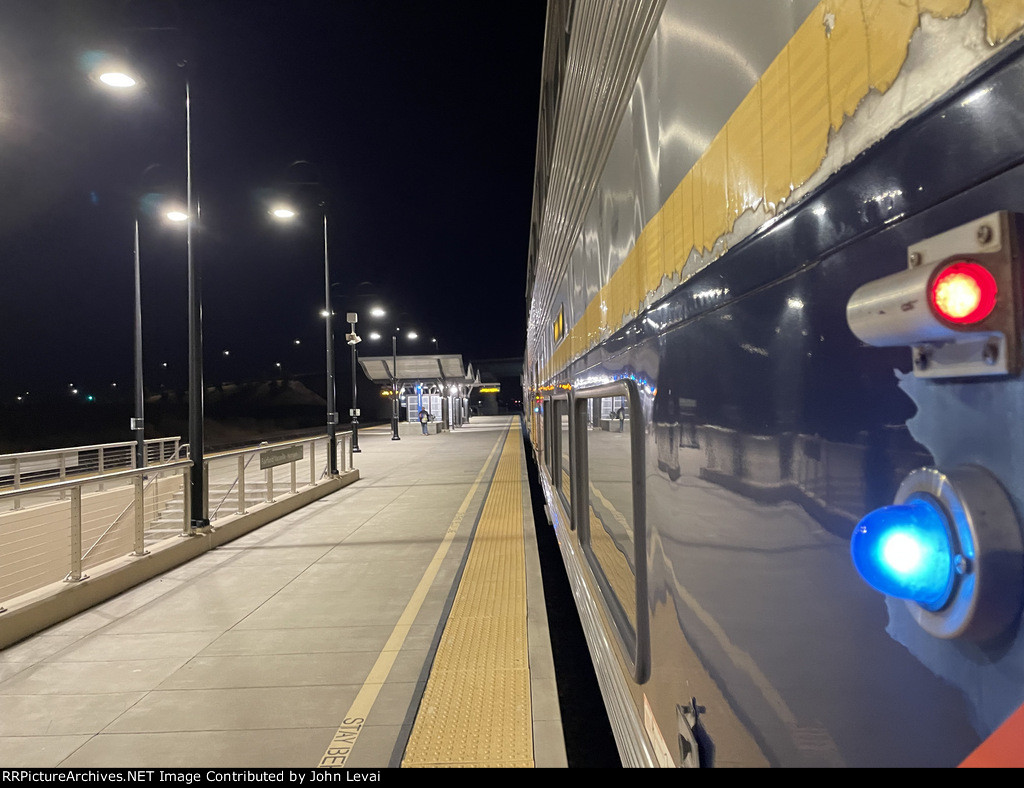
{"left": 525, "top": 0, "right": 1024, "bottom": 768}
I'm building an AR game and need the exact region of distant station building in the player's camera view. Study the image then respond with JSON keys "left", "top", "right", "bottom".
{"left": 467, "top": 358, "right": 523, "bottom": 414}
{"left": 358, "top": 353, "right": 481, "bottom": 431}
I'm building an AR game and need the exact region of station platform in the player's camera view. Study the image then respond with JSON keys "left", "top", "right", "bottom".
{"left": 0, "top": 416, "right": 566, "bottom": 768}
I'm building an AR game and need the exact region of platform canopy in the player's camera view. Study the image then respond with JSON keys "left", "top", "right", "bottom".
{"left": 358, "top": 354, "right": 480, "bottom": 390}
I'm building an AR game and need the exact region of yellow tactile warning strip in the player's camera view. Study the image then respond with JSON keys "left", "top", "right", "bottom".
{"left": 402, "top": 422, "right": 533, "bottom": 768}
{"left": 541, "top": 0, "right": 1024, "bottom": 383}
{"left": 317, "top": 429, "right": 507, "bottom": 768}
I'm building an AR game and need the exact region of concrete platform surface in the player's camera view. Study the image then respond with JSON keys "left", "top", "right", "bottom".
{"left": 0, "top": 416, "right": 565, "bottom": 769}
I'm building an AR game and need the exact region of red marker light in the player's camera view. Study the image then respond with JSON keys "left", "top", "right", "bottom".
{"left": 929, "top": 261, "right": 998, "bottom": 324}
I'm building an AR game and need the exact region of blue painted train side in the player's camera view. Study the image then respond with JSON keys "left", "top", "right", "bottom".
{"left": 526, "top": 0, "right": 1024, "bottom": 767}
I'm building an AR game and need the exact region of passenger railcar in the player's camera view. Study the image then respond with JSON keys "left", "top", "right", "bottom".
{"left": 525, "top": 0, "right": 1024, "bottom": 767}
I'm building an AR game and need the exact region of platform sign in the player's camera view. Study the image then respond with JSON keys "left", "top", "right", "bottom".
{"left": 260, "top": 445, "right": 304, "bottom": 469}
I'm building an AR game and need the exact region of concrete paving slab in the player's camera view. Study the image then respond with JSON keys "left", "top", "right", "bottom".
{"left": 0, "top": 417, "right": 565, "bottom": 768}
{"left": 0, "top": 735, "right": 93, "bottom": 767}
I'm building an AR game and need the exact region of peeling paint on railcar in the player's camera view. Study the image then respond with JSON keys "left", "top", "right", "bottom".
{"left": 535, "top": 0, "right": 1024, "bottom": 385}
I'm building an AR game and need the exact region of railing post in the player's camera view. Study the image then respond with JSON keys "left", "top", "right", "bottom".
{"left": 13, "top": 457, "right": 21, "bottom": 511}
{"left": 97, "top": 447, "right": 105, "bottom": 491}
{"left": 59, "top": 452, "right": 67, "bottom": 500}
{"left": 204, "top": 459, "right": 211, "bottom": 522}
{"left": 290, "top": 458, "right": 297, "bottom": 494}
{"left": 133, "top": 474, "right": 147, "bottom": 556}
{"left": 266, "top": 464, "right": 275, "bottom": 503}
{"left": 67, "top": 487, "right": 85, "bottom": 582}
{"left": 237, "top": 455, "right": 246, "bottom": 514}
{"left": 309, "top": 440, "right": 316, "bottom": 485}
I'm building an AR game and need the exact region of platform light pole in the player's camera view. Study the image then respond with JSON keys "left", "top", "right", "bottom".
{"left": 345, "top": 313, "right": 361, "bottom": 453}
{"left": 322, "top": 213, "right": 339, "bottom": 474}
{"left": 271, "top": 206, "right": 338, "bottom": 475}
{"left": 97, "top": 65, "right": 208, "bottom": 528}
{"left": 183, "top": 76, "right": 209, "bottom": 527}
{"left": 391, "top": 332, "right": 400, "bottom": 441}
{"left": 389, "top": 326, "right": 418, "bottom": 441}
{"left": 131, "top": 219, "right": 144, "bottom": 468}
{"left": 131, "top": 206, "right": 187, "bottom": 469}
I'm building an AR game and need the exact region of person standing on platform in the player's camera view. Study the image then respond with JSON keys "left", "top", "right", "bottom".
{"left": 419, "top": 408, "right": 430, "bottom": 435}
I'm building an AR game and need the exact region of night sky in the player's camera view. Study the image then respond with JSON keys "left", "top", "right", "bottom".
{"left": 0, "top": 1, "right": 545, "bottom": 408}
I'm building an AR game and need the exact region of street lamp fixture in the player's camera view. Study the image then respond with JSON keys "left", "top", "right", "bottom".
{"left": 97, "top": 71, "right": 136, "bottom": 87}
{"left": 98, "top": 60, "right": 208, "bottom": 529}
{"left": 270, "top": 205, "right": 339, "bottom": 475}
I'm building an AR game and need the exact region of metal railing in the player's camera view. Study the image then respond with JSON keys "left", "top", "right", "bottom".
{"left": 203, "top": 432, "right": 351, "bottom": 521}
{"left": 0, "top": 437, "right": 182, "bottom": 501}
{"left": 0, "top": 432, "right": 353, "bottom": 610}
{"left": 0, "top": 460, "right": 192, "bottom": 606}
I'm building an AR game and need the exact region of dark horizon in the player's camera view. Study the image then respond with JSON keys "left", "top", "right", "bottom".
{"left": 0, "top": 1, "right": 544, "bottom": 412}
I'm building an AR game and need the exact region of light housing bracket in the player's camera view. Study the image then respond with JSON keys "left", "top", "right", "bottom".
{"left": 854, "top": 465, "right": 1024, "bottom": 642}
{"left": 846, "top": 212, "right": 1023, "bottom": 379}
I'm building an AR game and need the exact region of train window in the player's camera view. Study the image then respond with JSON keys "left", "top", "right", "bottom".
{"left": 534, "top": 397, "right": 546, "bottom": 470}
{"left": 544, "top": 397, "right": 552, "bottom": 474}
{"left": 550, "top": 395, "right": 572, "bottom": 514}
{"left": 560, "top": 402, "right": 571, "bottom": 505}
{"left": 574, "top": 378, "right": 649, "bottom": 683}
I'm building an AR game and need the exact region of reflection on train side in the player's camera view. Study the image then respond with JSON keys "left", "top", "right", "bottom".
{"left": 583, "top": 395, "right": 637, "bottom": 632}
{"left": 654, "top": 414, "right": 929, "bottom": 535}
{"left": 645, "top": 402, "right": 982, "bottom": 766}
{"left": 561, "top": 403, "right": 571, "bottom": 504}
{"left": 569, "top": 381, "right": 651, "bottom": 684}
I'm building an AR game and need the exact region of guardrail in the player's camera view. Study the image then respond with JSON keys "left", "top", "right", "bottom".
{"left": 0, "top": 460, "right": 192, "bottom": 607}
{"left": 202, "top": 433, "right": 351, "bottom": 521}
{"left": 0, "top": 432, "right": 352, "bottom": 611}
{"left": 0, "top": 437, "right": 182, "bottom": 499}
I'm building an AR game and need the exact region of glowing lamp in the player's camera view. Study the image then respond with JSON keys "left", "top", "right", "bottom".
{"left": 929, "top": 261, "right": 997, "bottom": 324}
{"left": 99, "top": 72, "right": 136, "bottom": 88}
{"left": 851, "top": 497, "right": 955, "bottom": 610}
{"left": 845, "top": 211, "right": 1022, "bottom": 378}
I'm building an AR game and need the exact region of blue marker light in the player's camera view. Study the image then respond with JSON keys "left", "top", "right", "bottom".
{"left": 851, "top": 497, "right": 956, "bottom": 610}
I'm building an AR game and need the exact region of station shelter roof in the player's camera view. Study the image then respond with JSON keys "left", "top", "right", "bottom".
{"left": 358, "top": 354, "right": 480, "bottom": 391}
